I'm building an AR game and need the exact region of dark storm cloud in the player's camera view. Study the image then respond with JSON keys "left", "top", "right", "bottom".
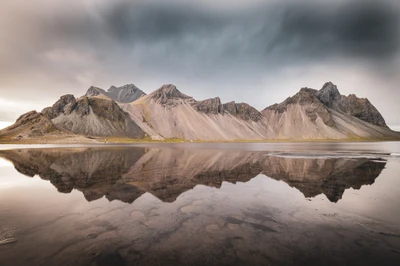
{"left": 6, "top": 0, "right": 398, "bottom": 75}
{"left": 0, "top": 0, "right": 399, "bottom": 128}
{"left": 100, "top": 3, "right": 227, "bottom": 43}
{"left": 84, "top": 0, "right": 400, "bottom": 64}
{"left": 268, "top": 1, "right": 399, "bottom": 60}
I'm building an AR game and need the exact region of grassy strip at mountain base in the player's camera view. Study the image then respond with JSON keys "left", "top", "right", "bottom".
{"left": 99, "top": 137, "right": 199, "bottom": 143}
{"left": 95, "top": 136, "right": 400, "bottom": 144}
{"left": 1, "top": 134, "right": 399, "bottom": 145}
{"left": 0, "top": 134, "right": 98, "bottom": 144}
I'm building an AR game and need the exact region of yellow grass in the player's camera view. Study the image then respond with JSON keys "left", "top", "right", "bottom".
{"left": 1, "top": 133, "right": 399, "bottom": 145}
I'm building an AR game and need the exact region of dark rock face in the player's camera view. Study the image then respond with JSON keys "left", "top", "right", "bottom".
{"left": 193, "top": 97, "right": 262, "bottom": 122}
{"left": 55, "top": 97, "right": 145, "bottom": 138}
{"left": 232, "top": 103, "right": 263, "bottom": 122}
{"left": 85, "top": 85, "right": 146, "bottom": 103}
{"left": 107, "top": 84, "right": 146, "bottom": 103}
{"left": 40, "top": 94, "right": 145, "bottom": 138}
{"left": 85, "top": 86, "right": 106, "bottom": 97}
{"left": 42, "top": 94, "right": 77, "bottom": 119}
{"left": 265, "top": 82, "right": 388, "bottom": 128}
{"left": 4, "top": 111, "right": 60, "bottom": 138}
{"left": 193, "top": 97, "right": 223, "bottom": 114}
{"left": 74, "top": 97, "right": 91, "bottom": 116}
{"left": 265, "top": 88, "right": 336, "bottom": 127}
{"left": 315, "top": 82, "right": 342, "bottom": 109}
{"left": 314, "top": 82, "right": 387, "bottom": 127}
{"left": 83, "top": 97, "right": 127, "bottom": 122}
{"left": 338, "top": 94, "right": 387, "bottom": 127}
{"left": 150, "top": 84, "right": 192, "bottom": 105}
{"left": 222, "top": 101, "right": 237, "bottom": 115}
{"left": 266, "top": 88, "right": 319, "bottom": 113}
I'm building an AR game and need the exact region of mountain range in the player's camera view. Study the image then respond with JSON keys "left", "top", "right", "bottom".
{"left": 1, "top": 82, "right": 399, "bottom": 142}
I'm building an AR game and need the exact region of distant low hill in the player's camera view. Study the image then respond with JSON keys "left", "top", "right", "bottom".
{"left": 1, "top": 82, "right": 399, "bottom": 142}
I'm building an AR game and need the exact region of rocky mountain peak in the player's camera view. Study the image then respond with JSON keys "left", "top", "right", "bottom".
{"left": 265, "top": 82, "right": 388, "bottom": 128}
{"left": 85, "top": 84, "right": 145, "bottom": 103}
{"left": 107, "top": 84, "right": 146, "bottom": 103}
{"left": 268, "top": 87, "right": 320, "bottom": 111}
{"left": 315, "top": 83, "right": 387, "bottom": 127}
{"left": 156, "top": 84, "right": 187, "bottom": 97}
{"left": 109, "top": 84, "right": 139, "bottom": 93}
{"left": 42, "top": 94, "right": 77, "bottom": 119}
{"left": 85, "top": 86, "right": 106, "bottom": 97}
{"left": 150, "top": 84, "right": 192, "bottom": 105}
{"left": 316, "top": 82, "right": 342, "bottom": 108}
{"left": 264, "top": 87, "right": 336, "bottom": 127}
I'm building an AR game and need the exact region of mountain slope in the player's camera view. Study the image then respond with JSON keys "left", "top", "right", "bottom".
{"left": 0, "top": 94, "right": 146, "bottom": 141}
{"left": 316, "top": 82, "right": 387, "bottom": 127}
{"left": 0, "top": 111, "right": 61, "bottom": 139}
{"left": 262, "top": 83, "right": 400, "bottom": 140}
{"left": 42, "top": 94, "right": 145, "bottom": 138}
{"left": 121, "top": 84, "right": 270, "bottom": 140}
{"left": 0, "top": 110, "right": 96, "bottom": 143}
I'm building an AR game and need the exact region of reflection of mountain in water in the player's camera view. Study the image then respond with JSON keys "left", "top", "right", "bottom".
{"left": 262, "top": 156, "right": 385, "bottom": 202}
{"left": 0, "top": 148, "right": 386, "bottom": 203}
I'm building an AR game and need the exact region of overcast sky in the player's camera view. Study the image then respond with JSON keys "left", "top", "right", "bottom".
{"left": 0, "top": 0, "right": 399, "bottom": 130}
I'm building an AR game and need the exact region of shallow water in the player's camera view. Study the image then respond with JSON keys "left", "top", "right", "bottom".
{"left": 0, "top": 142, "right": 399, "bottom": 266}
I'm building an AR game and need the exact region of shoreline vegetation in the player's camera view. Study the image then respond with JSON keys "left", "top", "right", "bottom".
{"left": 1, "top": 135, "right": 399, "bottom": 145}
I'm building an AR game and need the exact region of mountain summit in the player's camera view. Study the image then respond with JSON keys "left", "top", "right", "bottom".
{"left": 1, "top": 82, "right": 399, "bottom": 143}
{"left": 149, "top": 84, "right": 193, "bottom": 105}
{"left": 315, "top": 82, "right": 387, "bottom": 127}
{"left": 85, "top": 84, "right": 146, "bottom": 103}
{"left": 316, "top": 82, "right": 342, "bottom": 109}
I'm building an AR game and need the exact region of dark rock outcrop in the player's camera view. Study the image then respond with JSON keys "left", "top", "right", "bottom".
{"left": 264, "top": 82, "right": 389, "bottom": 129}
{"left": 193, "top": 97, "right": 262, "bottom": 122}
{"left": 150, "top": 84, "right": 193, "bottom": 105}
{"left": 227, "top": 102, "right": 263, "bottom": 122}
{"left": 40, "top": 93, "right": 146, "bottom": 138}
{"left": 50, "top": 96, "right": 145, "bottom": 138}
{"left": 314, "top": 82, "right": 387, "bottom": 127}
{"left": 1, "top": 111, "right": 60, "bottom": 138}
{"left": 42, "top": 94, "right": 77, "bottom": 119}
{"left": 338, "top": 94, "right": 387, "bottom": 127}
{"left": 85, "top": 84, "right": 146, "bottom": 103}
{"left": 193, "top": 97, "right": 223, "bottom": 114}
{"left": 315, "top": 82, "right": 342, "bottom": 109}
{"left": 107, "top": 84, "right": 146, "bottom": 103}
{"left": 265, "top": 87, "right": 336, "bottom": 127}
{"left": 85, "top": 86, "right": 106, "bottom": 97}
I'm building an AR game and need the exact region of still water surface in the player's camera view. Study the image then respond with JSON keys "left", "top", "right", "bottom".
{"left": 0, "top": 142, "right": 399, "bottom": 266}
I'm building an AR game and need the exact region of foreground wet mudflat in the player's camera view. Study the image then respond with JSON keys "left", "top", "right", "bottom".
{"left": 0, "top": 143, "right": 399, "bottom": 266}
